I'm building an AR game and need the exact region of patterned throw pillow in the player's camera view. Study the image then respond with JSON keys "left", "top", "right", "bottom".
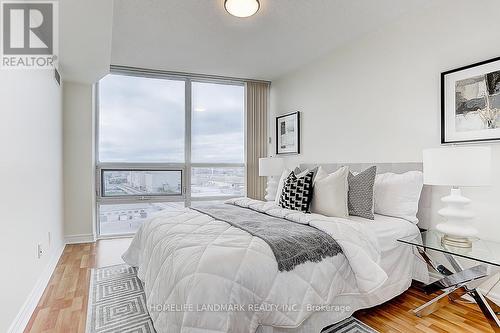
{"left": 279, "top": 171, "right": 314, "bottom": 212}
{"left": 348, "top": 166, "right": 377, "bottom": 220}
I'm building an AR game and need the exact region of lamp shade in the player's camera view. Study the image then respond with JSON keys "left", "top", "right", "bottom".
{"left": 259, "top": 157, "right": 284, "bottom": 177}
{"left": 224, "top": 0, "right": 260, "bottom": 18}
{"left": 423, "top": 146, "right": 491, "bottom": 187}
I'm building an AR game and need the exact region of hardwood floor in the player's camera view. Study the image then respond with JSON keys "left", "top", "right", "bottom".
{"left": 23, "top": 239, "right": 131, "bottom": 333}
{"left": 355, "top": 288, "right": 494, "bottom": 333}
{"left": 24, "top": 238, "right": 494, "bottom": 333}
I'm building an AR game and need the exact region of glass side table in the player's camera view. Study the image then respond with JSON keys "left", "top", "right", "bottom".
{"left": 398, "top": 230, "right": 500, "bottom": 332}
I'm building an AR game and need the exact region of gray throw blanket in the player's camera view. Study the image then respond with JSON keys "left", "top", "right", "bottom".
{"left": 191, "top": 203, "right": 342, "bottom": 272}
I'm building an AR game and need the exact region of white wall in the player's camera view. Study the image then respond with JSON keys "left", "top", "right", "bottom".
{"left": 0, "top": 70, "right": 64, "bottom": 332}
{"left": 63, "top": 82, "right": 95, "bottom": 241}
{"left": 270, "top": 0, "right": 500, "bottom": 242}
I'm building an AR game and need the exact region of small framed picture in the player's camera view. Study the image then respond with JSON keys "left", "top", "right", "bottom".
{"left": 442, "top": 57, "right": 500, "bottom": 144}
{"left": 276, "top": 111, "right": 300, "bottom": 155}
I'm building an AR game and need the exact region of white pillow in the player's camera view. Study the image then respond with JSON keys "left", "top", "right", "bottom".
{"left": 314, "top": 166, "right": 328, "bottom": 182}
{"left": 374, "top": 171, "right": 423, "bottom": 223}
{"left": 274, "top": 168, "right": 291, "bottom": 205}
{"left": 310, "top": 166, "right": 349, "bottom": 218}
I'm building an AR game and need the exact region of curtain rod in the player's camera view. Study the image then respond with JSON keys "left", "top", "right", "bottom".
{"left": 110, "top": 65, "right": 271, "bottom": 85}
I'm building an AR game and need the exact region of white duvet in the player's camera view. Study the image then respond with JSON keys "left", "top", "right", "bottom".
{"left": 122, "top": 198, "right": 388, "bottom": 333}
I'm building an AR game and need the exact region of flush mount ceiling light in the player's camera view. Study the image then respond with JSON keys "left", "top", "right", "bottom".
{"left": 224, "top": 0, "right": 260, "bottom": 18}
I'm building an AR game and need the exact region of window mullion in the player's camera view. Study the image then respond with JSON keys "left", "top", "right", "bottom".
{"left": 185, "top": 78, "right": 192, "bottom": 207}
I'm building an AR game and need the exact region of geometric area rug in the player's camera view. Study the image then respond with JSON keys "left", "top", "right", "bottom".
{"left": 86, "top": 264, "right": 378, "bottom": 333}
{"left": 321, "top": 317, "right": 379, "bottom": 333}
{"left": 85, "top": 264, "right": 155, "bottom": 333}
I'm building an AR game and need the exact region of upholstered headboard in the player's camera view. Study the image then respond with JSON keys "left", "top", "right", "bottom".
{"left": 299, "top": 163, "right": 432, "bottom": 229}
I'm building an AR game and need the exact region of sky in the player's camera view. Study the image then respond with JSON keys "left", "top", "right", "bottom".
{"left": 99, "top": 74, "right": 244, "bottom": 164}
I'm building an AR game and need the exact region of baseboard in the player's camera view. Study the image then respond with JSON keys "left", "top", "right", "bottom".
{"left": 65, "top": 233, "right": 96, "bottom": 244}
{"left": 487, "top": 290, "right": 500, "bottom": 306}
{"left": 7, "top": 244, "right": 65, "bottom": 333}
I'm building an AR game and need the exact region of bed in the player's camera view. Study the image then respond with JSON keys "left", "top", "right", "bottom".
{"left": 258, "top": 213, "right": 429, "bottom": 333}
{"left": 122, "top": 163, "right": 430, "bottom": 333}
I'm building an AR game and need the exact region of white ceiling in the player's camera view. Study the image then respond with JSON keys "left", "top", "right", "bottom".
{"left": 59, "top": 0, "right": 114, "bottom": 83}
{"left": 110, "top": 0, "right": 436, "bottom": 81}
{"left": 60, "top": 0, "right": 439, "bottom": 83}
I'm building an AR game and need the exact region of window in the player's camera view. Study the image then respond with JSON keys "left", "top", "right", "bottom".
{"left": 98, "top": 74, "right": 185, "bottom": 163}
{"left": 190, "top": 81, "right": 245, "bottom": 199}
{"left": 191, "top": 167, "right": 245, "bottom": 198}
{"left": 191, "top": 82, "right": 244, "bottom": 163}
{"left": 97, "top": 71, "right": 246, "bottom": 237}
{"left": 99, "top": 202, "right": 184, "bottom": 236}
{"left": 101, "top": 170, "right": 183, "bottom": 197}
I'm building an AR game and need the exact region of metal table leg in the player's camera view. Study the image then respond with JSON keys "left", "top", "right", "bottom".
{"left": 423, "top": 265, "right": 487, "bottom": 294}
{"left": 443, "top": 252, "right": 464, "bottom": 272}
{"left": 469, "top": 290, "right": 500, "bottom": 333}
{"left": 414, "top": 247, "right": 500, "bottom": 332}
{"left": 413, "top": 284, "right": 465, "bottom": 317}
{"left": 416, "top": 247, "right": 453, "bottom": 276}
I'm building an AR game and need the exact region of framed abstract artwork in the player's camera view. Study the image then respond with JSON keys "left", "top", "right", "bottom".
{"left": 276, "top": 111, "right": 300, "bottom": 155}
{"left": 442, "top": 57, "right": 500, "bottom": 144}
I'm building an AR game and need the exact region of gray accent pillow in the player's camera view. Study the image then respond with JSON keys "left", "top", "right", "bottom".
{"left": 348, "top": 166, "right": 377, "bottom": 220}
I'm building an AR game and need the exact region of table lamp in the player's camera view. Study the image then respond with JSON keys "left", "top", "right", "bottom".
{"left": 259, "top": 157, "right": 284, "bottom": 201}
{"left": 423, "top": 146, "right": 491, "bottom": 248}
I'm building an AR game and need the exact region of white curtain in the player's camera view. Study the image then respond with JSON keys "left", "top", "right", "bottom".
{"left": 246, "top": 81, "right": 270, "bottom": 200}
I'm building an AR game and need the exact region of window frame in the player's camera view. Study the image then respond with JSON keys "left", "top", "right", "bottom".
{"left": 95, "top": 67, "right": 247, "bottom": 238}
{"left": 98, "top": 165, "right": 186, "bottom": 199}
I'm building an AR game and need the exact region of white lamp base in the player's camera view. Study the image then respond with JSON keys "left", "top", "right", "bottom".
{"left": 436, "top": 188, "right": 477, "bottom": 248}
{"left": 265, "top": 176, "right": 278, "bottom": 202}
